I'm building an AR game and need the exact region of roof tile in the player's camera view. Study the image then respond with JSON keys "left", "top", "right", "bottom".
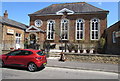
{"left": 0, "top": 16, "right": 28, "bottom": 30}
{"left": 29, "top": 2, "right": 109, "bottom": 16}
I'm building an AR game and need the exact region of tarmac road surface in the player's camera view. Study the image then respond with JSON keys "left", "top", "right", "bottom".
{"left": 1, "top": 66, "right": 118, "bottom": 79}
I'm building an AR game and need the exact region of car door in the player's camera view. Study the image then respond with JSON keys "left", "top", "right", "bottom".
{"left": 5, "top": 50, "right": 22, "bottom": 65}
{"left": 13, "top": 50, "right": 33, "bottom": 66}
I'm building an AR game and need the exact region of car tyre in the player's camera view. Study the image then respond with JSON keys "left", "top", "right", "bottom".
{"left": 0, "top": 60, "right": 4, "bottom": 68}
{"left": 27, "top": 63, "right": 38, "bottom": 72}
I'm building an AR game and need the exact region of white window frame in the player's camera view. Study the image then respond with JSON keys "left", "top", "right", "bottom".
{"left": 47, "top": 20, "right": 55, "bottom": 40}
{"left": 112, "top": 31, "right": 116, "bottom": 43}
{"left": 15, "top": 33, "right": 21, "bottom": 44}
{"left": 61, "top": 19, "right": 69, "bottom": 40}
{"left": 76, "top": 19, "right": 85, "bottom": 40}
{"left": 34, "top": 19, "right": 43, "bottom": 27}
{"left": 90, "top": 18, "right": 100, "bottom": 40}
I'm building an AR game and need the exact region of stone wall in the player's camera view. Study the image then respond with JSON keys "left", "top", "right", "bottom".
{"left": 64, "top": 53, "right": 119, "bottom": 64}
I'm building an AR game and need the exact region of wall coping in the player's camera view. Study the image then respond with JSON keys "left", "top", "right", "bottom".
{"left": 64, "top": 53, "right": 119, "bottom": 57}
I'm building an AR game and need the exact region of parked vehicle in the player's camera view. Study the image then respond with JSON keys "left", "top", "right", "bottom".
{"left": 0, "top": 49, "right": 47, "bottom": 72}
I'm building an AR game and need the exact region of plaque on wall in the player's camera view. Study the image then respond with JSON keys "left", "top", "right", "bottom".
{"left": 7, "top": 29, "right": 14, "bottom": 34}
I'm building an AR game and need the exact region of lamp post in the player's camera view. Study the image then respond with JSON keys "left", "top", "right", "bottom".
{"left": 53, "top": 29, "right": 64, "bottom": 52}
{"left": 53, "top": 11, "right": 68, "bottom": 52}
{"left": 43, "top": 31, "right": 50, "bottom": 57}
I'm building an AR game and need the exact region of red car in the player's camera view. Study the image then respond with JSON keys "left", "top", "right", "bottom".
{"left": 0, "top": 49, "right": 47, "bottom": 72}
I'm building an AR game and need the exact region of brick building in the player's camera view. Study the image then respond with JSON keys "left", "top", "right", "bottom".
{"left": 105, "top": 21, "right": 120, "bottom": 55}
{"left": 0, "top": 10, "right": 28, "bottom": 52}
{"left": 25, "top": 2, "right": 109, "bottom": 50}
{"left": 0, "top": 20, "right": 2, "bottom": 54}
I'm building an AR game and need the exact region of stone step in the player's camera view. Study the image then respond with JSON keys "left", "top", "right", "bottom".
{"left": 49, "top": 52, "right": 61, "bottom": 57}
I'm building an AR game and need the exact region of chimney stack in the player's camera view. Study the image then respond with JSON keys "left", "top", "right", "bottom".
{"left": 4, "top": 10, "right": 8, "bottom": 18}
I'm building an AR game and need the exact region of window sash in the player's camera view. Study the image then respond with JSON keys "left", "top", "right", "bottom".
{"left": 16, "top": 33, "right": 21, "bottom": 44}
{"left": 90, "top": 19, "right": 100, "bottom": 40}
{"left": 47, "top": 20, "right": 55, "bottom": 40}
{"left": 76, "top": 19, "right": 84, "bottom": 40}
{"left": 61, "top": 19, "right": 69, "bottom": 40}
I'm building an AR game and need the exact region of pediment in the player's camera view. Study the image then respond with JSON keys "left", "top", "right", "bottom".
{"left": 26, "top": 25, "right": 42, "bottom": 32}
{"left": 56, "top": 8, "right": 74, "bottom": 15}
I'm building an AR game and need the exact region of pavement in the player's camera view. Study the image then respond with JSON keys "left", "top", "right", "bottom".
{"left": 46, "top": 57, "right": 119, "bottom": 73}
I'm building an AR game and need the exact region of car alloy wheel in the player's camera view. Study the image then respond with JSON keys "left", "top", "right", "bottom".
{"left": 28, "top": 63, "right": 37, "bottom": 72}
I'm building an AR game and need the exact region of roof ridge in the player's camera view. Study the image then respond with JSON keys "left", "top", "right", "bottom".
{"left": 52, "top": 2, "right": 86, "bottom": 6}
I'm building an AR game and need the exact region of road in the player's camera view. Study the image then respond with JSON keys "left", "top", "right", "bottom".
{"left": 1, "top": 66, "right": 118, "bottom": 79}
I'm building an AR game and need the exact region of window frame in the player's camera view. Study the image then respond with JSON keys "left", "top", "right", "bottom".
{"left": 47, "top": 20, "right": 55, "bottom": 40}
{"left": 112, "top": 31, "right": 116, "bottom": 43}
{"left": 15, "top": 33, "right": 22, "bottom": 44}
{"left": 61, "top": 19, "right": 69, "bottom": 40}
{"left": 75, "top": 19, "right": 85, "bottom": 40}
{"left": 34, "top": 19, "right": 43, "bottom": 27}
{"left": 90, "top": 18, "right": 100, "bottom": 40}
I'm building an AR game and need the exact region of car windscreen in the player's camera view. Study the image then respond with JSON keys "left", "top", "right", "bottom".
{"left": 37, "top": 51, "right": 45, "bottom": 56}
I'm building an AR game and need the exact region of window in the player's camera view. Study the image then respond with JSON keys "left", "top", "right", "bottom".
{"left": 90, "top": 18, "right": 100, "bottom": 40}
{"left": 76, "top": 19, "right": 84, "bottom": 40}
{"left": 21, "top": 50, "right": 33, "bottom": 55}
{"left": 16, "top": 33, "right": 21, "bottom": 44}
{"left": 37, "top": 51, "right": 45, "bottom": 56}
{"left": 47, "top": 20, "right": 55, "bottom": 40}
{"left": 61, "top": 19, "right": 69, "bottom": 40}
{"left": 34, "top": 19, "right": 42, "bottom": 27}
{"left": 112, "top": 31, "right": 116, "bottom": 43}
{"left": 7, "top": 50, "right": 22, "bottom": 56}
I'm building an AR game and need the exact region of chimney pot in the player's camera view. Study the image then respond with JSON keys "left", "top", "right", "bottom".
{"left": 4, "top": 10, "right": 8, "bottom": 18}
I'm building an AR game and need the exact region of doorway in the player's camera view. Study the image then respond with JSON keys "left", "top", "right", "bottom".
{"left": 30, "top": 34, "right": 36, "bottom": 44}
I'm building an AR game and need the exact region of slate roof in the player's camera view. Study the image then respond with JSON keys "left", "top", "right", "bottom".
{"left": 29, "top": 2, "right": 109, "bottom": 16}
{"left": 0, "top": 16, "right": 28, "bottom": 30}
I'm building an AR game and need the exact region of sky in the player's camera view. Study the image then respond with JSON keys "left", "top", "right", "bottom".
{"left": 1, "top": 2, "right": 119, "bottom": 27}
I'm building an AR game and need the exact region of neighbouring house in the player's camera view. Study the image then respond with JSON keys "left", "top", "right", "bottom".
{"left": 105, "top": 21, "right": 120, "bottom": 55}
{"left": 0, "top": 19, "right": 2, "bottom": 54}
{"left": 0, "top": 10, "right": 28, "bottom": 52}
{"left": 25, "top": 2, "right": 109, "bottom": 51}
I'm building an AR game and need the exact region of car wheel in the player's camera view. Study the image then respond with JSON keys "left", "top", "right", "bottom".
{"left": 0, "top": 60, "right": 4, "bottom": 68}
{"left": 27, "top": 63, "right": 37, "bottom": 72}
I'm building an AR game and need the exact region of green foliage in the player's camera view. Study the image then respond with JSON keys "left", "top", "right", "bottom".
{"left": 43, "top": 41, "right": 50, "bottom": 49}
{"left": 67, "top": 43, "right": 74, "bottom": 52}
{"left": 79, "top": 44, "right": 83, "bottom": 50}
{"left": 99, "top": 37, "right": 106, "bottom": 48}
{"left": 73, "top": 44, "right": 79, "bottom": 51}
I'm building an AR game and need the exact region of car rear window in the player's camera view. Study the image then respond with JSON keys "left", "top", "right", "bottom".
{"left": 37, "top": 51, "right": 45, "bottom": 56}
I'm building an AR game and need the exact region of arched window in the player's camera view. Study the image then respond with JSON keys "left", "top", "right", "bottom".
{"left": 76, "top": 19, "right": 84, "bottom": 40}
{"left": 47, "top": 20, "right": 55, "bottom": 40}
{"left": 61, "top": 19, "right": 69, "bottom": 40}
{"left": 90, "top": 18, "right": 100, "bottom": 40}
